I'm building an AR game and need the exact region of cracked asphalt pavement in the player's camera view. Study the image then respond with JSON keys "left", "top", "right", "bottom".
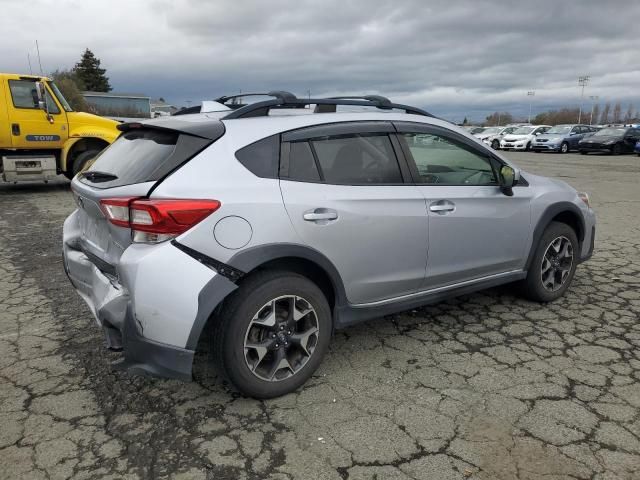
{"left": 1, "top": 151, "right": 639, "bottom": 479}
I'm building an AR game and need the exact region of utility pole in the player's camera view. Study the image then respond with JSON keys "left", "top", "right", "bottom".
{"left": 589, "top": 95, "right": 599, "bottom": 125}
{"left": 577, "top": 75, "right": 590, "bottom": 124}
{"left": 527, "top": 91, "right": 535, "bottom": 123}
{"left": 27, "top": 53, "right": 33, "bottom": 74}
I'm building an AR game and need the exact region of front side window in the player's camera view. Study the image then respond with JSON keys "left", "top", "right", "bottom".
{"left": 301, "top": 133, "right": 402, "bottom": 184}
{"left": 8, "top": 80, "right": 60, "bottom": 114}
{"left": 401, "top": 133, "right": 497, "bottom": 185}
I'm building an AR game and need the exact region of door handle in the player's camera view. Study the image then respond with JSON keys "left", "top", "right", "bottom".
{"left": 303, "top": 208, "right": 338, "bottom": 222}
{"left": 11, "top": 123, "right": 20, "bottom": 136}
{"left": 429, "top": 200, "right": 456, "bottom": 214}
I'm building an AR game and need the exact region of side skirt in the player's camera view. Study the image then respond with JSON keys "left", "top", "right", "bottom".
{"left": 334, "top": 270, "right": 526, "bottom": 328}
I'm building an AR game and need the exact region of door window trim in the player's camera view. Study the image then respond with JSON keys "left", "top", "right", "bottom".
{"left": 8, "top": 79, "right": 62, "bottom": 115}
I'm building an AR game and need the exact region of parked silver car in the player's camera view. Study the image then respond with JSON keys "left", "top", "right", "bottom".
{"left": 63, "top": 93, "right": 596, "bottom": 398}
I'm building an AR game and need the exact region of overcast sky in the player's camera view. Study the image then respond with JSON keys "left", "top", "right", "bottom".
{"left": 2, "top": 0, "right": 639, "bottom": 122}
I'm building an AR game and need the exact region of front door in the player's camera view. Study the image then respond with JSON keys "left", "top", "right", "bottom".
{"left": 279, "top": 123, "right": 428, "bottom": 304}
{"left": 395, "top": 122, "right": 532, "bottom": 290}
{"left": 5, "top": 78, "right": 67, "bottom": 149}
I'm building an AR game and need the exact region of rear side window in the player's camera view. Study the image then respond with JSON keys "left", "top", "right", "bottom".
{"left": 300, "top": 134, "right": 402, "bottom": 184}
{"left": 235, "top": 135, "right": 279, "bottom": 178}
{"left": 82, "top": 128, "right": 211, "bottom": 188}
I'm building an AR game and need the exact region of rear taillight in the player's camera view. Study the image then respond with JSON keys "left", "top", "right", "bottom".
{"left": 100, "top": 198, "right": 221, "bottom": 243}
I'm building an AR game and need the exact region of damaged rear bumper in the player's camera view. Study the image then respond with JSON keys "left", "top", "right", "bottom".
{"left": 62, "top": 213, "right": 237, "bottom": 381}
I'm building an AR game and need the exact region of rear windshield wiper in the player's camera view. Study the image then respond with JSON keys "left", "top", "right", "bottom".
{"left": 80, "top": 171, "right": 119, "bottom": 183}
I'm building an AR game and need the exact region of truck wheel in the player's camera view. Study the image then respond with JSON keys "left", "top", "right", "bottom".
{"left": 521, "top": 221, "right": 578, "bottom": 303}
{"left": 211, "top": 271, "right": 332, "bottom": 398}
{"left": 71, "top": 150, "right": 100, "bottom": 177}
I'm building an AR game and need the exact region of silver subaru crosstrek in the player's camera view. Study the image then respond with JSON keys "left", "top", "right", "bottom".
{"left": 63, "top": 93, "right": 595, "bottom": 398}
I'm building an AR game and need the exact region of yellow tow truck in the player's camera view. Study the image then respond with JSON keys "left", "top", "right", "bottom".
{"left": 0, "top": 73, "right": 120, "bottom": 183}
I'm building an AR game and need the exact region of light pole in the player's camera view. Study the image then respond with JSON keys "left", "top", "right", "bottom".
{"left": 577, "top": 75, "right": 590, "bottom": 124}
{"left": 589, "top": 95, "right": 599, "bottom": 125}
{"left": 527, "top": 91, "right": 535, "bottom": 123}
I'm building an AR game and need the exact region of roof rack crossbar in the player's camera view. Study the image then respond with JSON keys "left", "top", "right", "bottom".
{"left": 215, "top": 91, "right": 297, "bottom": 104}
{"left": 222, "top": 97, "right": 434, "bottom": 119}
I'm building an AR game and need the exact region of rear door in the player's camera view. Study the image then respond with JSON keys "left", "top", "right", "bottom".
{"left": 71, "top": 126, "right": 213, "bottom": 268}
{"left": 279, "top": 122, "right": 428, "bottom": 304}
{"left": 5, "top": 78, "right": 68, "bottom": 149}
{"left": 395, "top": 122, "right": 532, "bottom": 290}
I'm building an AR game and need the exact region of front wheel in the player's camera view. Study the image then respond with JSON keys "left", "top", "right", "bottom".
{"left": 612, "top": 144, "right": 622, "bottom": 155}
{"left": 525, "top": 142, "right": 532, "bottom": 151}
{"left": 580, "top": 150, "right": 587, "bottom": 155}
{"left": 212, "top": 271, "right": 332, "bottom": 398}
{"left": 560, "top": 142, "right": 569, "bottom": 153}
{"left": 491, "top": 139, "right": 500, "bottom": 150}
{"left": 521, "top": 221, "right": 578, "bottom": 302}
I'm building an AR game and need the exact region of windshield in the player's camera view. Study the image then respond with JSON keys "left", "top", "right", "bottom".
{"left": 546, "top": 126, "right": 572, "bottom": 134}
{"left": 594, "top": 127, "right": 626, "bottom": 136}
{"left": 480, "top": 127, "right": 501, "bottom": 135}
{"left": 469, "top": 127, "right": 485, "bottom": 134}
{"left": 512, "top": 127, "right": 534, "bottom": 135}
{"left": 49, "top": 82, "right": 73, "bottom": 112}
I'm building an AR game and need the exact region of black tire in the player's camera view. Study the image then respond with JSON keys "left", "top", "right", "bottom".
{"left": 525, "top": 142, "right": 531, "bottom": 151}
{"left": 521, "top": 221, "right": 579, "bottom": 303}
{"left": 612, "top": 143, "right": 622, "bottom": 155}
{"left": 580, "top": 150, "right": 587, "bottom": 155}
{"left": 71, "top": 150, "right": 100, "bottom": 177}
{"left": 491, "top": 139, "right": 500, "bottom": 150}
{"left": 560, "top": 142, "right": 569, "bottom": 153}
{"left": 211, "top": 271, "right": 332, "bottom": 398}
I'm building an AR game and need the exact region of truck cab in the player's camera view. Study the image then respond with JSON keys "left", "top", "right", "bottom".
{"left": 0, "top": 73, "right": 120, "bottom": 182}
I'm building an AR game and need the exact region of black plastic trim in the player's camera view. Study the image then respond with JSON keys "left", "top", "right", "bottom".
{"left": 579, "top": 225, "right": 595, "bottom": 263}
{"left": 524, "top": 202, "right": 586, "bottom": 271}
{"left": 172, "top": 240, "right": 246, "bottom": 282}
{"left": 335, "top": 271, "right": 526, "bottom": 328}
{"left": 227, "top": 243, "right": 348, "bottom": 307}
{"left": 282, "top": 121, "right": 395, "bottom": 142}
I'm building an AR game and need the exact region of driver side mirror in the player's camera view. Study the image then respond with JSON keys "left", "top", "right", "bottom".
{"left": 34, "top": 81, "right": 53, "bottom": 123}
{"left": 499, "top": 165, "right": 518, "bottom": 196}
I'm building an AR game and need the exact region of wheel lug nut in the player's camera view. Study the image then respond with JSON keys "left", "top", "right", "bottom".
{"left": 275, "top": 343, "right": 279, "bottom": 348}
{"left": 284, "top": 342, "right": 288, "bottom": 346}
{"left": 287, "top": 330, "right": 291, "bottom": 335}
{"left": 271, "top": 333, "right": 276, "bottom": 338}
{"left": 280, "top": 325, "right": 284, "bottom": 330}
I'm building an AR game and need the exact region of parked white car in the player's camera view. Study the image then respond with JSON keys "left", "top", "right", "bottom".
{"left": 500, "top": 125, "right": 551, "bottom": 151}
{"left": 475, "top": 126, "right": 520, "bottom": 150}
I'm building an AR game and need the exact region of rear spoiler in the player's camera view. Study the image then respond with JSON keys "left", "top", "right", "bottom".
{"left": 117, "top": 118, "right": 225, "bottom": 140}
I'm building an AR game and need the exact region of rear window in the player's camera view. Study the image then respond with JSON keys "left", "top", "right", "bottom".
{"left": 81, "top": 128, "right": 211, "bottom": 188}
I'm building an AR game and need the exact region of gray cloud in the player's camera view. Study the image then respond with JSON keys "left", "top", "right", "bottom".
{"left": 1, "top": 0, "right": 638, "bottom": 122}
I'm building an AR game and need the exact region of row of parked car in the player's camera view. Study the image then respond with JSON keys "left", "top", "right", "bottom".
{"left": 465, "top": 124, "right": 640, "bottom": 155}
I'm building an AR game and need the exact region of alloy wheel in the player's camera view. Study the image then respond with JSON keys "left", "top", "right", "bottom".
{"left": 540, "top": 236, "right": 574, "bottom": 292}
{"left": 243, "top": 295, "right": 319, "bottom": 382}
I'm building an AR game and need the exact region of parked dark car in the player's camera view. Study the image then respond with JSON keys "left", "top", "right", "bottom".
{"left": 532, "top": 124, "right": 596, "bottom": 153}
{"left": 579, "top": 127, "right": 640, "bottom": 155}
{"left": 635, "top": 140, "right": 640, "bottom": 156}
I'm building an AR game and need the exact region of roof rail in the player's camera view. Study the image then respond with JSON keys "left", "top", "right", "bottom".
{"left": 222, "top": 95, "right": 434, "bottom": 119}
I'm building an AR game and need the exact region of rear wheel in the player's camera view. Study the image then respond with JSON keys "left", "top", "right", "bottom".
{"left": 580, "top": 150, "right": 587, "bottom": 155}
{"left": 560, "top": 142, "right": 569, "bottom": 153}
{"left": 71, "top": 149, "right": 100, "bottom": 177}
{"left": 212, "top": 271, "right": 332, "bottom": 398}
{"left": 522, "top": 221, "right": 578, "bottom": 302}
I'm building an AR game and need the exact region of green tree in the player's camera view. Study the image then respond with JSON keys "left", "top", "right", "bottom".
{"left": 462, "top": 116, "right": 468, "bottom": 125}
{"left": 49, "top": 69, "right": 90, "bottom": 112}
{"left": 73, "top": 48, "right": 111, "bottom": 92}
